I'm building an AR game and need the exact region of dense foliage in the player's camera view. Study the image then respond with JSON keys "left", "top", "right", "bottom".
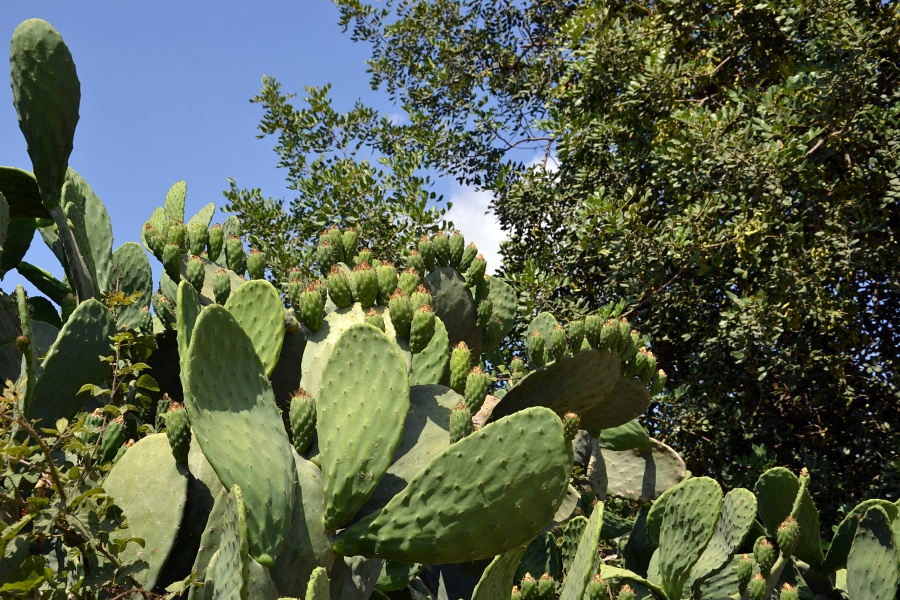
{"left": 328, "top": 0, "right": 900, "bottom": 525}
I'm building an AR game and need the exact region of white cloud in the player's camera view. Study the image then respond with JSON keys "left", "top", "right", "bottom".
{"left": 444, "top": 184, "right": 505, "bottom": 275}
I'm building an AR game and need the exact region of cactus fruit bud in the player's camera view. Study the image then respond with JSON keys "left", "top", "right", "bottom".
{"left": 510, "top": 355, "right": 526, "bottom": 384}
{"left": 99, "top": 415, "right": 126, "bottom": 463}
{"left": 747, "top": 573, "right": 766, "bottom": 600}
{"left": 562, "top": 412, "right": 581, "bottom": 441}
{"left": 327, "top": 265, "right": 353, "bottom": 308}
{"left": 510, "top": 585, "right": 523, "bottom": 600}
{"left": 341, "top": 228, "right": 358, "bottom": 260}
{"left": 186, "top": 255, "right": 205, "bottom": 293}
{"left": 465, "top": 254, "right": 487, "bottom": 287}
{"left": 650, "top": 369, "right": 667, "bottom": 395}
{"left": 299, "top": 284, "right": 325, "bottom": 331}
{"left": 483, "top": 316, "right": 503, "bottom": 350}
{"left": 599, "top": 318, "right": 619, "bottom": 351}
{"left": 410, "top": 285, "right": 433, "bottom": 311}
{"left": 617, "top": 585, "right": 635, "bottom": 600}
{"left": 459, "top": 242, "right": 478, "bottom": 272}
{"left": 139, "top": 305, "right": 153, "bottom": 333}
{"left": 225, "top": 235, "right": 246, "bottom": 276}
{"left": 356, "top": 248, "right": 373, "bottom": 266}
{"left": 432, "top": 231, "right": 451, "bottom": 266}
{"left": 528, "top": 330, "right": 547, "bottom": 368}
{"left": 15, "top": 334, "right": 28, "bottom": 354}
{"left": 152, "top": 292, "right": 176, "bottom": 328}
{"left": 449, "top": 342, "right": 472, "bottom": 392}
{"left": 616, "top": 317, "right": 631, "bottom": 349}
{"left": 77, "top": 408, "right": 104, "bottom": 445}
{"left": 584, "top": 314, "right": 603, "bottom": 349}
{"left": 449, "top": 401, "right": 473, "bottom": 443}
{"left": 187, "top": 221, "right": 208, "bottom": 256}
{"left": 737, "top": 554, "right": 753, "bottom": 593}
{"left": 247, "top": 247, "right": 265, "bottom": 280}
{"left": 207, "top": 223, "right": 224, "bottom": 262}
{"left": 164, "top": 403, "right": 190, "bottom": 464}
{"left": 779, "top": 584, "right": 798, "bottom": 600}
{"left": 753, "top": 537, "right": 776, "bottom": 577}
{"left": 465, "top": 367, "right": 489, "bottom": 415}
{"left": 407, "top": 249, "right": 426, "bottom": 276}
{"left": 586, "top": 574, "right": 605, "bottom": 600}
{"left": 354, "top": 262, "right": 378, "bottom": 307}
{"left": 376, "top": 263, "right": 398, "bottom": 305}
{"left": 520, "top": 573, "right": 538, "bottom": 600}
{"left": 398, "top": 267, "right": 420, "bottom": 296}
{"left": 418, "top": 235, "right": 436, "bottom": 271}
{"left": 635, "top": 347, "right": 657, "bottom": 384}
{"left": 365, "top": 307, "right": 385, "bottom": 331}
{"left": 619, "top": 329, "right": 640, "bottom": 363}
{"left": 449, "top": 230, "right": 465, "bottom": 269}
{"left": 162, "top": 243, "right": 181, "bottom": 283}
{"left": 536, "top": 574, "right": 554, "bottom": 600}
{"left": 287, "top": 275, "right": 304, "bottom": 310}
{"left": 213, "top": 268, "right": 231, "bottom": 304}
{"left": 388, "top": 290, "right": 414, "bottom": 338}
{"left": 568, "top": 319, "right": 585, "bottom": 353}
{"left": 289, "top": 389, "right": 316, "bottom": 455}
{"left": 144, "top": 223, "right": 165, "bottom": 259}
{"left": 317, "top": 241, "right": 336, "bottom": 275}
{"left": 777, "top": 517, "right": 799, "bottom": 557}
{"left": 409, "top": 304, "right": 436, "bottom": 353}
{"left": 167, "top": 220, "right": 188, "bottom": 253}
{"left": 549, "top": 325, "right": 567, "bottom": 363}
{"left": 319, "top": 226, "right": 342, "bottom": 263}
{"left": 476, "top": 297, "right": 493, "bottom": 329}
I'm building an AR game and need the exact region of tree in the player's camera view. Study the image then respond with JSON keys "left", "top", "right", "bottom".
{"left": 223, "top": 78, "right": 450, "bottom": 284}
{"left": 329, "top": 0, "right": 900, "bottom": 525}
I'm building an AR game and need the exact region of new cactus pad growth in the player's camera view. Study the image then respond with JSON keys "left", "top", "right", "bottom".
{"left": 187, "top": 220, "right": 208, "bottom": 256}
{"left": 165, "top": 402, "right": 191, "bottom": 464}
{"left": 409, "top": 304, "right": 436, "bottom": 353}
{"left": 780, "top": 584, "right": 799, "bottom": 600}
{"left": 449, "top": 341, "right": 472, "bottom": 392}
{"left": 586, "top": 574, "right": 605, "bottom": 600}
{"left": 465, "top": 366, "right": 488, "bottom": 415}
{"left": 617, "top": 585, "right": 635, "bottom": 600}
{"left": 289, "top": 389, "right": 316, "bottom": 455}
{"left": 449, "top": 401, "right": 473, "bottom": 442}
{"left": 207, "top": 222, "right": 224, "bottom": 261}
{"left": 753, "top": 537, "right": 776, "bottom": 577}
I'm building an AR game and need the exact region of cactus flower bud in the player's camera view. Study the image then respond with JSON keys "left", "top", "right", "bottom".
{"left": 247, "top": 247, "right": 265, "bottom": 280}
{"left": 449, "top": 230, "right": 465, "bottom": 269}
{"left": 779, "top": 583, "right": 798, "bottom": 600}
{"left": 520, "top": 573, "right": 538, "bottom": 600}
{"left": 289, "top": 389, "right": 316, "bottom": 455}
{"left": 562, "top": 412, "right": 581, "bottom": 442}
{"left": 747, "top": 573, "right": 766, "bottom": 600}
{"left": 207, "top": 223, "right": 224, "bottom": 262}
{"left": 737, "top": 554, "right": 753, "bottom": 593}
{"left": 213, "top": 269, "right": 231, "bottom": 304}
{"left": 449, "top": 342, "right": 472, "bottom": 392}
{"left": 753, "top": 537, "right": 776, "bottom": 577}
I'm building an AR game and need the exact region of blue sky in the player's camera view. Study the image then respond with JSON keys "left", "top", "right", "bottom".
{"left": 1, "top": 2, "right": 503, "bottom": 293}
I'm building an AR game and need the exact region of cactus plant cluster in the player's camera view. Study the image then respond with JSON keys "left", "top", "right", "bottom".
{"left": 3, "top": 17, "right": 900, "bottom": 600}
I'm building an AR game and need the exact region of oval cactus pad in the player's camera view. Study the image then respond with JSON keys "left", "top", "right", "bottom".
{"left": 318, "top": 323, "right": 410, "bottom": 529}
{"left": 186, "top": 305, "right": 295, "bottom": 566}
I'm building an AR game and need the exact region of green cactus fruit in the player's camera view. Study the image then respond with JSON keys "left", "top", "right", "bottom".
{"left": 139, "top": 305, "right": 153, "bottom": 333}
{"left": 753, "top": 537, "right": 776, "bottom": 577}
{"left": 520, "top": 573, "right": 539, "bottom": 600}
{"left": 376, "top": 263, "right": 398, "bottom": 305}
{"left": 584, "top": 315, "right": 602, "bottom": 348}
{"left": 323, "top": 226, "right": 345, "bottom": 264}
{"left": 398, "top": 267, "right": 420, "bottom": 296}
{"left": 449, "top": 341, "right": 472, "bottom": 392}
{"left": 164, "top": 402, "right": 191, "bottom": 464}
{"left": 365, "top": 307, "right": 386, "bottom": 331}
{"left": 465, "top": 367, "right": 489, "bottom": 415}
{"left": 354, "top": 262, "right": 378, "bottom": 307}
{"left": 617, "top": 585, "right": 636, "bottom": 600}
{"left": 650, "top": 369, "right": 667, "bottom": 395}
{"left": 617, "top": 318, "right": 631, "bottom": 350}
{"left": 299, "top": 284, "right": 325, "bottom": 332}
{"left": 207, "top": 223, "right": 224, "bottom": 262}
{"left": 537, "top": 574, "right": 554, "bottom": 600}
{"left": 476, "top": 297, "right": 493, "bottom": 329}
{"left": 388, "top": 290, "right": 414, "bottom": 338}
{"left": 213, "top": 268, "right": 231, "bottom": 304}
{"left": 600, "top": 318, "right": 620, "bottom": 350}
{"left": 410, "top": 284, "right": 433, "bottom": 311}
{"left": 448, "top": 230, "right": 465, "bottom": 269}
{"left": 432, "top": 231, "right": 451, "bottom": 266}
{"left": 510, "top": 355, "right": 526, "bottom": 384}
{"left": 418, "top": 235, "right": 436, "bottom": 271}
{"left": 407, "top": 249, "right": 426, "bottom": 276}
{"left": 225, "top": 235, "right": 246, "bottom": 276}
{"left": 586, "top": 574, "right": 605, "bottom": 600}
{"left": 289, "top": 389, "right": 316, "bottom": 455}
{"left": 620, "top": 330, "right": 640, "bottom": 364}
{"left": 77, "top": 408, "right": 104, "bottom": 445}
{"left": 465, "top": 254, "right": 487, "bottom": 287}
{"left": 409, "top": 304, "right": 436, "bottom": 353}
{"left": 511, "top": 586, "right": 523, "bottom": 600}
{"left": 567, "top": 320, "right": 585, "bottom": 353}
{"left": 287, "top": 274, "right": 304, "bottom": 309}
{"left": 315, "top": 241, "right": 335, "bottom": 275}
{"left": 779, "top": 584, "right": 799, "bottom": 600}
{"left": 528, "top": 330, "right": 547, "bottom": 368}
{"left": 144, "top": 223, "right": 165, "bottom": 259}
{"left": 737, "top": 554, "right": 753, "bottom": 593}
{"left": 327, "top": 265, "right": 353, "bottom": 307}
{"left": 185, "top": 255, "right": 205, "bottom": 293}
{"left": 356, "top": 248, "right": 373, "bottom": 266}
{"left": 747, "top": 573, "right": 766, "bottom": 600}
{"left": 459, "top": 242, "right": 478, "bottom": 273}
{"left": 562, "top": 412, "right": 581, "bottom": 442}
{"left": 777, "top": 516, "right": 799, "bottom": 557}
{"left": 187, "top": 220, "right": 208, "bottom": 256}
{"left": 99, "top": 415, "right": 126, "bottom": 463}
{"left": 167, "top": 220, "right": 188, "bottom": 253}
{"left": 341, "top": 228, "right": 358, "bottom": 260}
{"left": 247, "top": 247, "right": 265, "bottom": 280}
{"left": 162, "top": 242, "right": 181, "bottom": 283}
{"left": 548, "top": 325, "right": 567, "bottom": 363}
{"left": 450, "top": 401, "right": 473, "bottom": 443}
{"left": 483, "top": 316, "right": 504, "bottom": 350}
{"left": 635, "top": 348, "right": 657, "bottom": 385}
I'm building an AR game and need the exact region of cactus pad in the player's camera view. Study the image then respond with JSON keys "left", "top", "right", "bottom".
{"left": 224, "top": 279, "right": 285, "bottom": 377}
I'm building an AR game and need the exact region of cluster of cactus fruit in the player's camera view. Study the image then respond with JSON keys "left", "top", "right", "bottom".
{"left": 3, "top": 16, "right": 900, "bottom": 600}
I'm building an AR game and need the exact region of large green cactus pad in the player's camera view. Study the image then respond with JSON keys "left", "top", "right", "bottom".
{"left": 0, "top": 166, "right": 47, "bottom": 218}
{"left": 559, "top": 503, "right": 604, "bottom": 600}
{"left": 207, "top": 484, "right": 250, "bottom": 600}
{"left": 824, "top": 499, "right": 899, "bottom": 572}
{"left": 224, "top": 279, "right": 284, "bottom": 376}
{"left": 187, "top": 305, "right": 295, "bottom": 566}
{"left": 318, "top": 323, "right": 409, "bottom": 529}
{"left": 588, "top": 438, "right": 685, "bottom": 501}
{"left": 333, "top": 407, "right": 572, "bottom": 563}
{"left": 104, "top": 434, "right": 189, "bottom": 590}
{"left": 753, "top": 467, "right": 823, "bottom": 568}
{"left": 110, "top": 241, "right": 153, "bottom": 329}
{"left": 471, "top": 545, "right": 529, "bottom": 600}
{"left": 425, "top": 266, "right": 480, "bottom": 357}
{"left": 846, "top": 505, "right": 900, "bottom": 600}
{"left": 165, "top": 180, "right": 187, "bottom": 222}
{"left": 65, "top": 169, "right": 113, "bottom": 292}
{"left": 409, "top": 316, "right": 449, "bottom": 386}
